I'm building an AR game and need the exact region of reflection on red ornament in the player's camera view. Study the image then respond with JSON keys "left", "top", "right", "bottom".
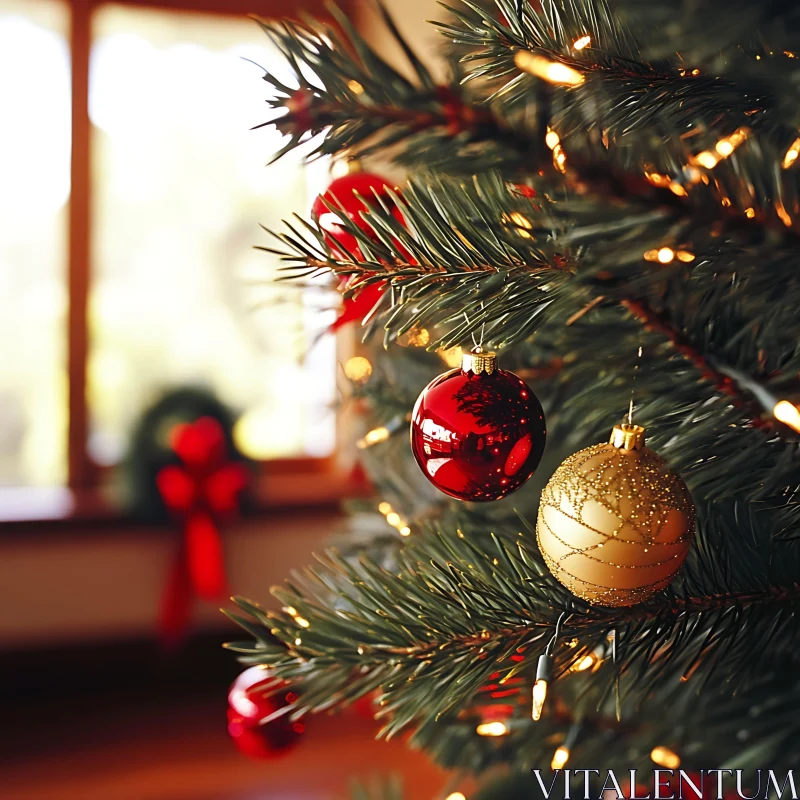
{"left": 411, "top": 354, "right": 546, "bottom": 501}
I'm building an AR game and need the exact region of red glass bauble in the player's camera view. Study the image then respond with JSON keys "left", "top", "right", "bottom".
{"left": 227, "top": 707, "right": 305, "bottom": 759}
{"left": 330, "top": 278, "right": 385, "bottom": 332}
{"left": 227, "top": 667, "right": 304, "bottom": 759}
{"left": 312, "top": 172, "right": 399, "bottom": 260}
{"left": 410, "top": 351, "right": 546, "bottom": 501}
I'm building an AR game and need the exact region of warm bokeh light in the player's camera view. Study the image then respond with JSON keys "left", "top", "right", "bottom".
{"left": 691, "top": 128, "right": 748, "bottom": 171}
{"left": 330, "top": 159, "right": 353, "bottom": 179}
{"left": 650, "top": 746, "right": 681, "bottom": 769}
{"left": 378, "top": 501, "right": 392, "bottom": 515}
{"left": 357, "top": 426, "right": 390, "bottom": 448}
{"left": 438, "top": 346, "right": 464, "bottom": 368}
{"left": 514, "top": 51, "right": 585, "bottom": 86}
{"left": 344, "top": 356, "right": 373, "bottom": 383}
{"left": 643, "top": 246, "right": 696, "bottom": 265}
{"left": 782, "top": 137, "right": 800, "bottom": 169}
{"left": 446, "top": 793, "right": 467, "bottom": 800}
{"left": 573, "top": 35, "right": 591, "bottom": 50}
{"left": 669, "top": 182, "right": 688, "bottom": 197}
{"left": 774, "top": 400, "right": 800, "bottom": 433}
{"left": 398, "top": 327, "right": 430, "bottom": 347}
{"left": 693, "top": 151, "right": 718, "bottom": 170}
{"left": 476, "top": 721, "right": 508, "bottom": 737}
{"left": 657, "top": 247, "right": 675, "bottom": 264}
{"left": 776, "top": 200, "right": 793, "bottom": 227}
{"left": 233, "top": 406, "right": 290, "bottom": 460}
{"left": 551, "top": 746, "right": 570, "bottom": 769}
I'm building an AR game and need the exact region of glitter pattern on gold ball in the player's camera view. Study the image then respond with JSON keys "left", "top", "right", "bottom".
{"left": 536, "top": 423, "right": 696, "bottom": 607}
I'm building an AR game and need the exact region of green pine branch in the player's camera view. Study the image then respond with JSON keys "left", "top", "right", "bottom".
{"left": 225, "top": 522, "right": 800, "bottom": 750}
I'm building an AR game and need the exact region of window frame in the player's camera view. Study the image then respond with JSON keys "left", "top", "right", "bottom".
{"left": 6, "top": 0, "right": 356, "bottom": 522}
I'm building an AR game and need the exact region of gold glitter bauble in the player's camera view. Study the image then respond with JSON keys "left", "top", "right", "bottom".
{"left": 536, "top": 423, "right": 696, "bottom": 607}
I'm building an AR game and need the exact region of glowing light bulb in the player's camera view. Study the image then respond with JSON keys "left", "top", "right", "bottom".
{"left": 378, "top": 501, "right": 392, "bottom": 515}
{"left": 551, "top": 746, "right": 571, "bottom": 769}
{"left": 782, "top": 138, "right": 800, "bottom": 169}
{"left": 532, "top": 679, "right": 548, "bottom": 721}
{"left": 651, "top": 746, "right": 681, "bottom": 769}
{"left": 330, "top": 160, "right": 352, "bottom": 179}
{"left": 344, "top": 356, "right": 373, "bottom": 383}
{"left": 774, "top": 400, "right": 800, "bottom": 432}
{"left": 399, "top": 526, "right": 411, "bottom": 537}
{"left": 571, "top": 654, "right": 595, "bottom": 672}
{"left": 545, "top": 128, "right": 560, "bottom": 149}
{"left": 694, "top": 151, "right": 718, "bottom": 169}
{"left": 446, "top": 794, "right": 467, "bottom": 800}
{"left": 669, "top": 182, "right": 688, "bottom": 197}
{"left": 716, "top": 140, "right": 735, "bottom": 157}
{"left": 573, "top": 35, "right": 591, "bottom": 50}
{"left": 514, "top": 51, "right": 585, "bottom": 86}
{"left": 657, "top": 247, "right": 675, "bottom": 264}
{"left": 476, "top": 720, "right": 509, "bottom": 737}
{"left": 358, "top": 426, "right": 390, "bottom": 449}
{"left": 386, "top": 512, "right": 401, "bottom": 526}
{"left": 676, "top": 250, "right": 696, "bottom": 263}
{"left": 776, "top": 201, "right": 793, "bottom": 227}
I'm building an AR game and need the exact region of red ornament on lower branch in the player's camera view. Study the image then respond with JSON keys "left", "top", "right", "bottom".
{"left": 410, "top": 349, "right": 546, "bottom": 501}
{"left": 227, "top": 667, "right": 305, "bottom": 759}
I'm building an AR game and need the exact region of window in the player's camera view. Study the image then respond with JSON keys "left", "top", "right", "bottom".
{"left": 0, "top": 0, "right": 344, "bottom": 513}
{"left": 0, "top": 0, "right": 70, "bottom": 487}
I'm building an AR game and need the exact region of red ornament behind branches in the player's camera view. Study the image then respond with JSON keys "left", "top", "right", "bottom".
{"left": 227, "top": 666, "right": 306, "bottom": 759}
{"left": 156, "top": 417, "right": 249, "bottom": 647}
{"left": 312, "top": 172, "right": 413, "bottom": 332}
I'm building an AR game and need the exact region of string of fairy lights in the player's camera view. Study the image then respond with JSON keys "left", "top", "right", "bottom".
{"left": 328, "top": 39, "right": 800, "bottom": 797}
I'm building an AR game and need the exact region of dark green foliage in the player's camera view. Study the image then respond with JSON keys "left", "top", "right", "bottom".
{"left": 229, "top": 0, "right": 800, "bottom": 789}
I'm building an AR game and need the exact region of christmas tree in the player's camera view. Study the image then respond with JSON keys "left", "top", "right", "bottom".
{"left": 226, "top": 1, "right": 800, "bottom": 795}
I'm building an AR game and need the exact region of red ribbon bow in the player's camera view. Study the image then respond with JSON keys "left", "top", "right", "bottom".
{"left": 155, "top": 417, "right": 248, "bottom": 648}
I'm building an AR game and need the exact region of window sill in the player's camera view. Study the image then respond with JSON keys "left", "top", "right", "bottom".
{"left": 0, "top": 464, "right": 368, "bottom": 532}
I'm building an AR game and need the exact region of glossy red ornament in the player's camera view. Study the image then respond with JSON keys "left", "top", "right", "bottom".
{"left": 227, "top": 667, "right": 305, "bottom": 759}
{"left": 330, "top": 279, "right": 385, "bottom": 332}
{"left": 410, "top": 350, "right": 546, "bottom": 501}
{"left": 312, "top": 172, "right": 400, "bottom": 260}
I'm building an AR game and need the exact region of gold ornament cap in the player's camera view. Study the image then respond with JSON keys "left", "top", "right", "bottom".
{"left": 461, "top": 348, "right": 497, "bottom": 375}
{"left": 610, "top": 423, "right": 646, "bottom": 451}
